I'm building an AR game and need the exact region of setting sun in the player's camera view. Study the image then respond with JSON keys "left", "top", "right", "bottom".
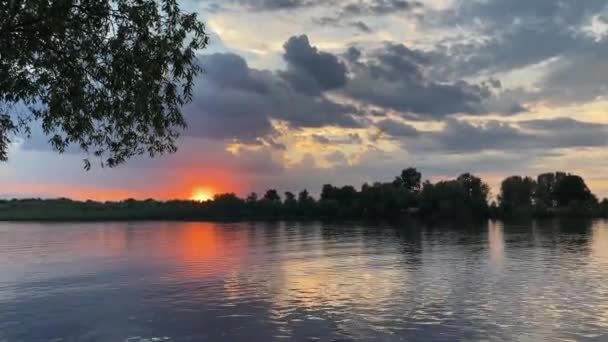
{"left": 190, "top": 187, "right": 214, "bottom": 202}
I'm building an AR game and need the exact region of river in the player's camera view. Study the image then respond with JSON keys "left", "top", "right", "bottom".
{"left": 1, "top": 219, "right": 607, "bottom": 341}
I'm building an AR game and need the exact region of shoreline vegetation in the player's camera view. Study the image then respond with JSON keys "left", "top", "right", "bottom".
{"left": 1, "top": 168, "right": 607, "bottom": 222}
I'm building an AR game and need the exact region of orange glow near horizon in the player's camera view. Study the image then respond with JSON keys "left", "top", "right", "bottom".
{"left": 190, "top": 187, "right": 215, "bottom": 202}
{"left": 1, "top": 166, "right": 241, "bottom": 201}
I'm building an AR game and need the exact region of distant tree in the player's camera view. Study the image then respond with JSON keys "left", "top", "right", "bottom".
{"left": 284, "top": 191, "right": 296, "bottom": 205}
{"left": 246, "top": 192, "right": 258, "bottom": 204}
{"left": 297, "top": 189, "right": 316, "bottom": 215}
{"left": 535, "top": 172, "right": 595, "bottom": 209}
{"left": 283, "top": 191, "right": 297, "bottom": 215}
{"left": 553, "top": 174, "right": 596, "bottom": 207}
{"left": 210, "top": 193, "right": 245, "bottom": 216}
{"left": 600, "top": 199, "right": 608, "bottom": 217}
{"left": 297, "top": 189, "right": 312, "bottom": 203}
{"left": 499, "top": 176, "right": 536, "bottom": 209}
{"left": 320, "top": 184, "right": 337, "bottom": 201}
{"left": 394, "top": 167, "right": 422, "bottom": 193}
{"left": 536, "top": 172, "right": 566, "bottom": 207}
{"left": 457, "top": 173, "right": 490, "bottom": 204}
{"left": 417, "top": 174, "right": 489, "bottom": 218}
{"left": 263, "top": 189, "right": 281, "bottom": 202}
{"left": 338, "top": 186, "right": 358, "bottom": 204}
{"left": 0, "top": 0, "right": 209, "bottom": 167}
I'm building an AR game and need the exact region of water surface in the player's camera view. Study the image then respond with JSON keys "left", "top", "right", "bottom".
{"left": 1, "top": 220, "right": 608, "bottom": 341}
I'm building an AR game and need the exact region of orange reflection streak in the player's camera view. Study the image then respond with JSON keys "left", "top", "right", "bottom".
{"left": 63, "top": 222, "right": 249, "bottom": 279}
{"left": 176, "top": 224, "right": 222, "bottom": 261}
{"left": 162, "top": 222, "right": 249, "bottom": 279}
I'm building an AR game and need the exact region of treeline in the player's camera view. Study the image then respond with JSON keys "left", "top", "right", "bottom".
{"left": 1, "top": 168, "right": 607, "bottom": 221}
{"left": 497, "top": 172, "right": 607, "bottom": 218}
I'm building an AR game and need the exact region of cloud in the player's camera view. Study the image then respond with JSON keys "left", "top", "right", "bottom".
{"left": 183, "top": 50, "right": 361, "bottom": 144}
{"left": 325, "top": 150, "right": 348, "bottom": 165}
{"left": 447, "top": 0, "right": 605, "bottom": 29}
{"left": 404, "top": 118, "right": 608, "bottom": 154}
{"left": 350, "top": 21, "right": 373, "bottom": 33}
{"left": 226, "top": 0, "right": 423, "bottom": 15}
{"left": 311, "top": 133, "right": 362, "bottom": 145}
{"left": 228, "top": 0, "right": 322, "bottom": 11}
{"left": 313, "top": 0, "right": 422, "bottom": 34}
{"left": 280, "top": 35, "right": 348, "bottom": 95}
{"left": 344, "top": 43, "right": 493, "bottom": 119}
{"left": 341, "top": 0, "right": 422, "bottom": 16}
{"left": 422, "top": 0, "right": 608, "bottom": 105}
{"left": 376, "top": 119, "right": 419, "bottom": 137}
{"left": 314, "top": 17, "right": 374, "bottom": 33}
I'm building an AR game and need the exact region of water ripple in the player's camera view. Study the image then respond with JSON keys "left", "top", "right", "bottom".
{"left": 1, "top": 220, "right": 608, "bottom": 341}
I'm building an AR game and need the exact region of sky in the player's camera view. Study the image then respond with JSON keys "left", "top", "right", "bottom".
{"left": 2, "top": 0, "right": 608, "bottom": 201}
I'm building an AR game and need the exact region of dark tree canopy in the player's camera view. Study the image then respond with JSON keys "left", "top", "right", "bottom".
{"left": 1, "top": 168, "right": 606, "bottom": 220}
{"left": 393, "top": 167, "right": 422, "bottom": 193}
{"left": 0, "top": 0, "right": 208, "bottom": 167}
{"left": 553, "top": 174, "right": 595, "bottom": 207}
{"left": 263, "top": 189, "right": 281, "bottom": 202}
{"left": 535, "top": 172, "right": 564, "bottom": 207}
{"left": 499, "top": 176, "right": 536, "bottom": 209}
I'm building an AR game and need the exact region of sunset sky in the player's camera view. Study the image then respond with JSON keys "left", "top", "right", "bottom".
{"left": 2, "top": 0, "right": 608, "bottom": 200}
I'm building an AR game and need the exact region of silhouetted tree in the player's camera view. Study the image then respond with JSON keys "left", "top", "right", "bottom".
{"left": 246, "top": 192, "right": 258, "bottom": 204}
{"left": 320, "top": 184, "right": 337, "bottom": 201}
{"left": 534, "top": 172, "right": 596, "bottom": 211}
{"left": 499, "top": 176, "right": 536, "bottom": 210}
{"left": 0, "top": 168, "right": 603, "bottom": 220}
{"left": 283, "top": 191, "right": 297, "bottom": 215}
{"left": 394, "top": 167, "right": 422, "bottom": 193}
{"left": 284, "top": 192, "right": 296, "bottom": 204}
{"left": 0, "top": 0, "right": 209, "bottom": 167}
{"left": 263, "top": 189, "right": 281, "bottom": 202}
{"left": 210, "top": 193, "right": 245, "bottom": 217}
{"left": 536, "top": 172, "right": 566, "bottom": 207}
{"left": 298, "top": 189, "right": 312, "bottom": 203}
{"left": 553, "top": 174, "right": 596, "bottom": 207}
{"left": 416, "top": 174, "right": 489, "bottom": 218}
{"left": 297, "top": 189, "right": 316, "bottom": 216}
{"left": 600, "top": 199, "right": 608, "bottom": 217}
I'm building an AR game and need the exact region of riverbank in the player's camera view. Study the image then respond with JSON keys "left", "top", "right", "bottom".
{"left": 1, "top": 198, "right": 606, "bottom": 222}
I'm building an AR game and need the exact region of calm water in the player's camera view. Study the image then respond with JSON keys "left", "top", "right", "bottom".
{"left": 1, "top": 220, "right": 608, "bottom": 341}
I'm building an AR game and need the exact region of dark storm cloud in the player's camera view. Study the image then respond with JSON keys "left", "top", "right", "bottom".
{"left": 350, "top": 21, "right": 373, "bottom": 33}
{"left": 203, "top": 53, "right": 268, "bottom": 93}
{"left": 520, "top": 118, "right": 608, "bottom": 148}
{"left": 183, "top": 51, "right": 360, "bottom": 143}
{"left": 447, "top": 0, "right": 605, "bottom": 29}
{"left": 430, "top": 120, "right": 528, "bottom": 152}
{"left": 341, "top": 0, "right": 422, "bottom": 16}
{"left": 405, "top": 118, "right": 608, "bottom": 154}
{"left": 538, "top": 41, "right": 608, "bottom": 104}
{"left": 228, "top": 0, "right": 321, "bottom": 10}
{"left": 227, "top": 0, "right": 422, "bottom": 14}
{"left": 314, "top": 17, "right": 374, "bottom": 33}
{"left": 376, "top": 119, "right": 419, "bottom": 137}
{"left": 280, "top": 35, "right": 347, "bottom": 95}
{"left": 424, "top": 0, "right": 608, "bottom": 104}
{"left": 314, "top": 0, "right": 422, "bottom": 32}
{"left": 344, "top": 43, "right": 493, "bottom": 119}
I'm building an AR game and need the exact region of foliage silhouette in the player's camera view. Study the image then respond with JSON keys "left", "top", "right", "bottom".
{"left": 498, "top": 172, "right": 601, "bottom": 218}
{"left": 1, "top": 168, "right": 606, "bottom": 221}
{"left": 0, "top": 0, "right": 208, "bottom": 167}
